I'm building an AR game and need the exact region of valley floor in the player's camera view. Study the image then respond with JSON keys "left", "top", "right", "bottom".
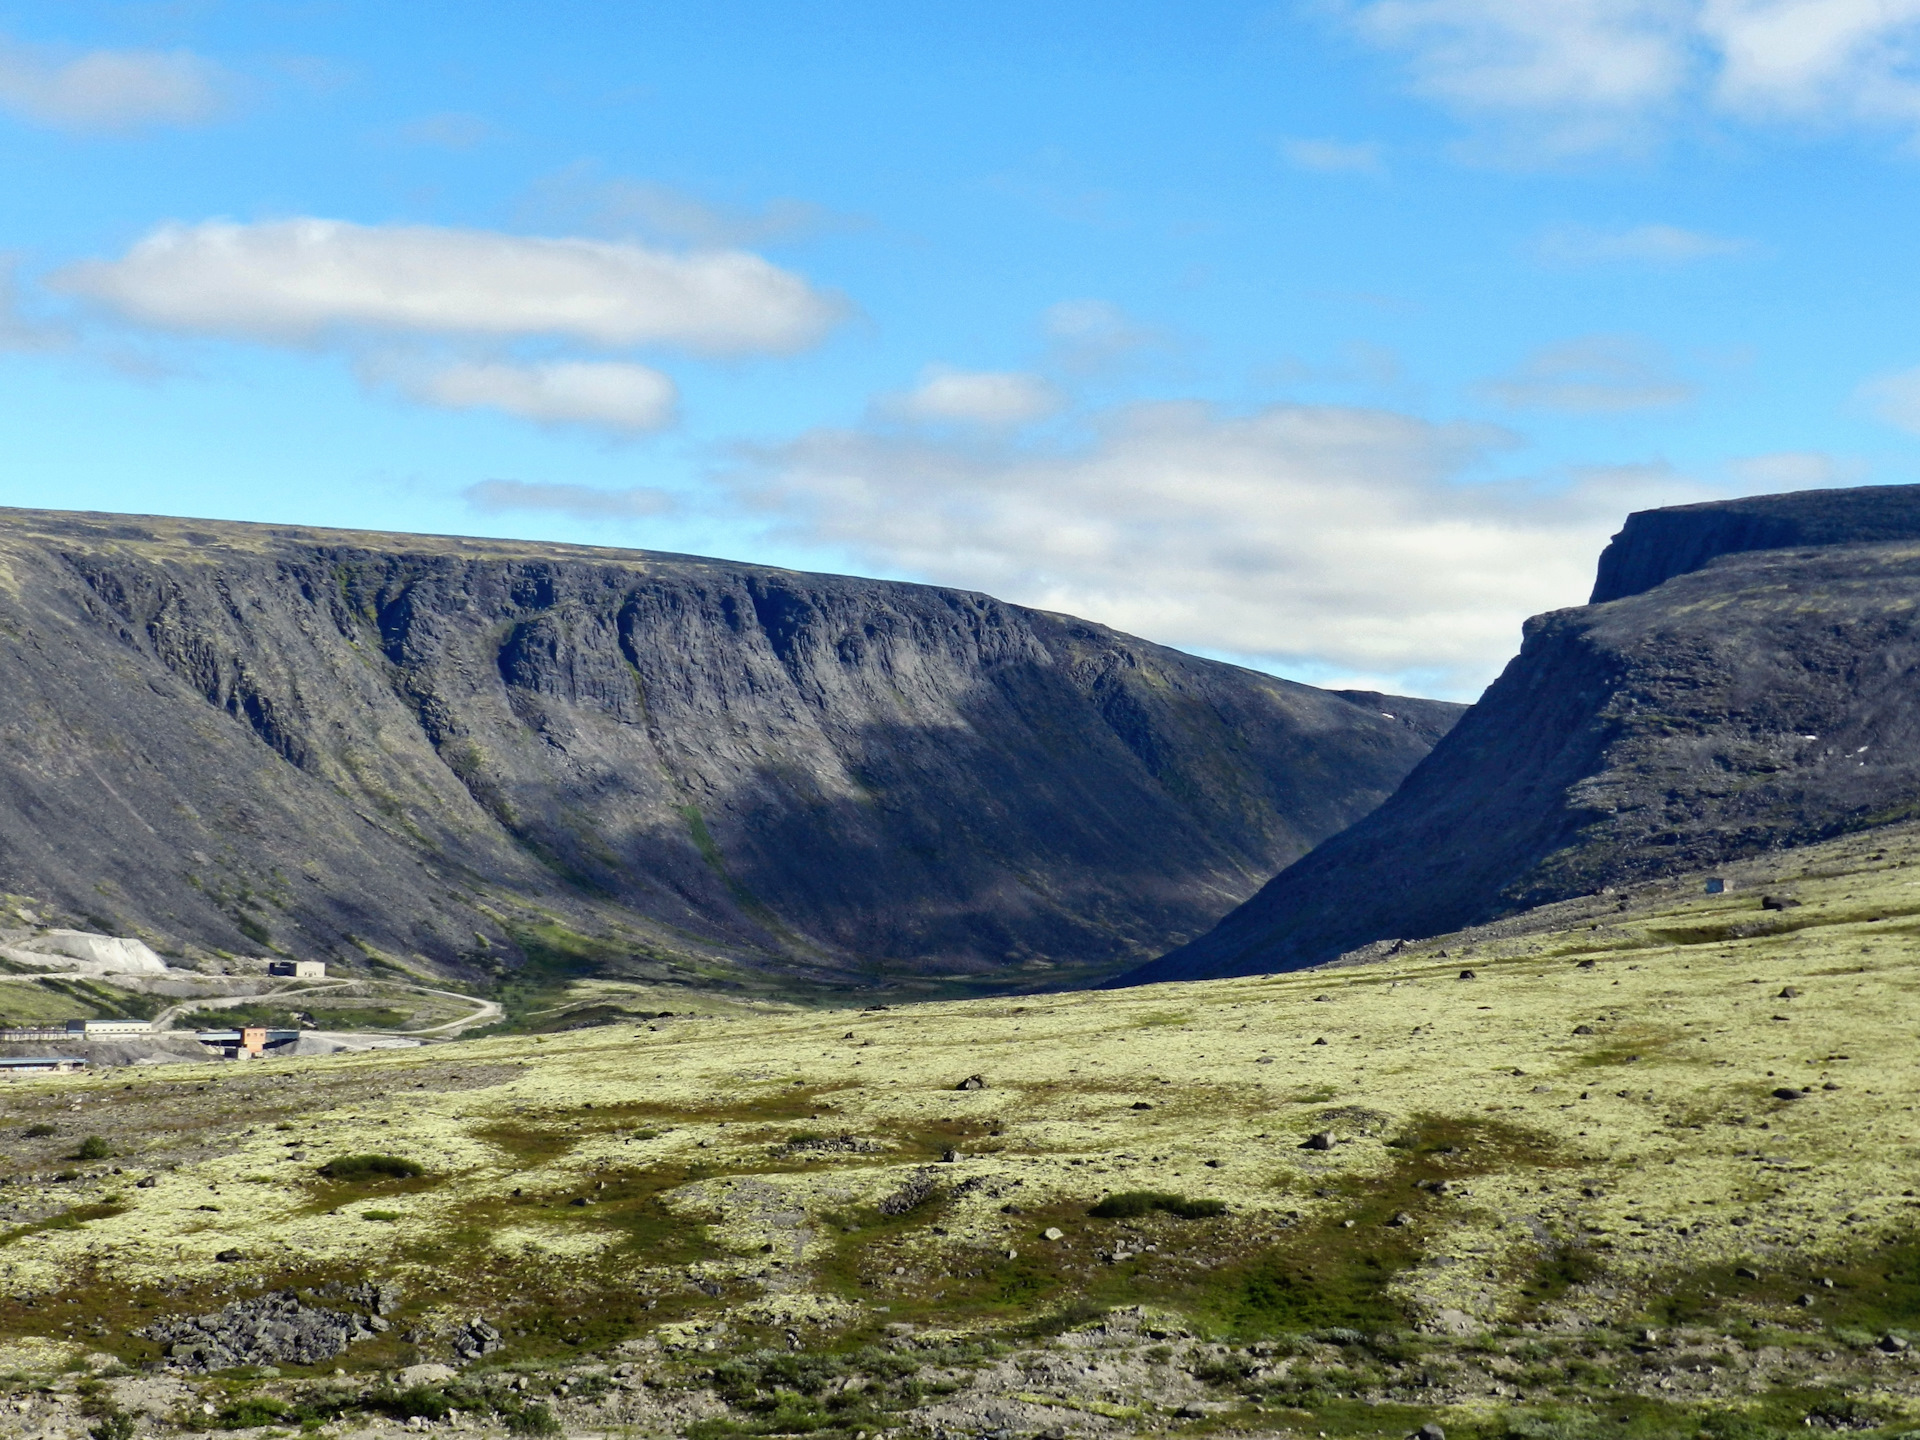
{"left": 5, "top": 822, "right": 1920, "bottom": 1438}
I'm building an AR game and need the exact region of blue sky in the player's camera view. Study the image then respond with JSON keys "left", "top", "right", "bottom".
{"left": 6, "top": 2, "right": 1920, "bottom": 697}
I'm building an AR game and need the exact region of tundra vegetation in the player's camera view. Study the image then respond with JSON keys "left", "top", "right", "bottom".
{"left": 2, "top": 821, "right": 1920, "bottom": 1437}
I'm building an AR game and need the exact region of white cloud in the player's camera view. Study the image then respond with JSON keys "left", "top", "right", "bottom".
{"left": 1481, "top": 335, "right": 1695, "bottom": 412}
{"left": 727, "top": 400, "right": 1715, "bottom": 696}
{"left": 1348, "top": 0, "right": 1920, "bottom": 152}
{"left": 463, "top": 479, "right": 675, "bottom": 519}
{"left": 0, "top": 34, "right": 224, "bottom": 132}
{"left": 54, "top": 218, "right": 845, "bottom": 355}
{"left": 1279, "top": 136, "right": 1387, "bottom": 173}
{"left": 1352, "top": 0, "right": 1692, "bottom": 156}
{"left": 1534, "top": 221, "right": 1750, "bottom": 264}
{"left": 1702, "top": 0, "right": 1920, "bottom": 121}
{"left": 407, "top": 359, "right": 677, "bottom": 433}
{"left": 884, "top": 367, "right": 1065, "bottom": 427}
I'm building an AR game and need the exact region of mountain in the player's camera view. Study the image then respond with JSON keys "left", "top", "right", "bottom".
{"left": 0, "top": 508, "right": 1459, "bottom": 992}
{"left": 1119, "top": 482, "right": 1920, "bottom": 984}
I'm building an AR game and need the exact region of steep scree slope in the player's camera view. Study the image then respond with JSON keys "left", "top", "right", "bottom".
{"left": 0, "top": 509, "right": 1458, "bottom": 989}
{"left": 1122, "top": 525, "right": 1920, "bottom": 984}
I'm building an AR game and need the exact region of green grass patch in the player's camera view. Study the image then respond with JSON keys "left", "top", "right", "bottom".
{"left": 0, "top": 1203, "right": 125, "bottom": 1249}
{"left": 317, "top": 1153, "right": 423, "bottom": 1181}
{"left": 1088, "top": 1190, "right": 1226, "bottom": 1220}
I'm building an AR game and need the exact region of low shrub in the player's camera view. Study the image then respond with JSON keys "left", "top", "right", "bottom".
{"left": 74, "top": 1136, "right": 111, "bottom": 1161}
{"left": 1088, "top": 1190, "right": 1227, "bottom": 1220}
{"left": 23, "top": 1123, "right": 55, "bottom": 1139}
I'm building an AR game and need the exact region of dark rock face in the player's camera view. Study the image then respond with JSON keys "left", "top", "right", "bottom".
{"left": 1121, "top": 529, "right": 1920, "bottom": 984}
{"left": 0, "top": 508, "right": 1458, "bottom": 988}
{"left": 1590, "top": 482, "right": 1920, "bottom": 604}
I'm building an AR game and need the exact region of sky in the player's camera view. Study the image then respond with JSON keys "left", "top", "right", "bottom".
{"left": 7, "top": 3, "right": 1920, "bottom": 700}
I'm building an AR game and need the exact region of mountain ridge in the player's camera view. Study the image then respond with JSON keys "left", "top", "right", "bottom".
{"left": 0, "top": 506, "right": 1459, "bottom": 994}
{"left": 1119, "top": 483, "right": 1920, "bottom": 985}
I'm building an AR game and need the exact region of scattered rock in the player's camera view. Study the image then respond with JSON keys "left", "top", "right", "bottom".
{"left": 1880, "top": 1334, "right": 1911, "bottom": 1353}
{"left": 1576, "top": 959, "right": 1596, "bottom": 969}
{"left": 1303, "top": 1131, "right": 1335, "bottom": 1151}
{"left": 1312, "top": 1037, "right": 1328, "bottom": 1046}
{"left": 1412, "top": 1425, "right": 1446, "bottom": 1440}
{"left": 1736, "top": 1266, "right": 1760, "bottom": 1280}
{"left": 1572, "top": 1024, "right": 1595, "bottom": 1035}
{"left": 1130, "top": 1101, "right": 1153, "bottom": 1110}
{"left": 451, "top": 1316, "right": 503, "bottom": 1361}
{"left": 1761, "top": 895, "right": 1803, "bottom": 911}
{"left": 1042, "top": 1227, "right": 1064, "bottom": 1242}
{"left": 400, "top": 1363, "right": 458, "bottom": 1387}
{"left": 879, "top": 1167, "right": 942, "bottom": 1216}
{"left": 1779, "top": 986, "right": 1801, "bottom": 998}
{"left": 134, "top": 1175, "right": 157, "bottom": 1188}
{"left": 141, "top": 1291, "right": 378, "bottom": 1372}
{"left": 1458, "top": 969, "right": 1476, "bottom": 980}
{"left": 781, "top": 1133, "right": 884, "bottom": 1156}
{"left": 1772, "top": 1087, "right": 1806, "bottom": 1100}
{"left": 1388, "top": 1211, "right": 1413, "bottom": 1227}
{"left": 1203, "top": 1158, "right": 1221, "bottom": 1168}
{"left": 956, "top": 1075, "right": 987, "bottom": 1091}
{"left": 213, "top": 1249, "right": 245, "bottom": 1263}
{"left": 1422, "top": 1310, "right": 1480, "bottom": 1338}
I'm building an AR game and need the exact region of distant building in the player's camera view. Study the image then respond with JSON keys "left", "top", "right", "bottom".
{"left": 0, "top": 1057, "right": 86, "bottom": 1074}
{"left": 63, "top": 1019, "right": 153, "bottom": 1037}
{"left": 1705, "top": 877, "right": 1727, "bottom": 895}
{"left": 268, "top": 960, "right": 326, "bottom": 978}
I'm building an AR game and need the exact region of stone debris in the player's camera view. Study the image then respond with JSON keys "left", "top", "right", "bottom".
{"left": 779, "top": 1133, "right": 884, "bottom": 1156}
{"left": 140, "top": 1290, "right": 383, "bottom": 1372}
{"left": 956, "top": 1074, "right": 987, "bottom": 1091}
{"left": 451, "top": 1316, "right": 504, "bottom": 1361}
{"left": 879, "top": 1167, "right": 942, "bottom": 1216}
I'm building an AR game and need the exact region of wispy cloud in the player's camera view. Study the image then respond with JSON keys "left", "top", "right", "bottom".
{"left": 523, "top": 166, "right": 858, "bottom": 248}
{"left": 393, "top": 111, "right": 494, "bottom": 150}
{"left": 725, "top": 399, "right": 1715, "bottom": 696}
{"left": 1860, "top": 364, "right": 1920, "bottom": 432}
{"left": 1534, "top": 221, "right": 1751, "bottom": 265}
{"left": 1727, "top": 450, "right": 1866, "bottom": 489}
{"left": 1348, "top": 0, "right": 1920, "bottom": 157}
{"left": 880, "top": 367, "right": 1065, "bottom": 428}
{"left": 463, "top": 479, "right": 676, "bottom": 520}
{"left": 0, "top": 33, "right": 226, "bottom": 133}
{"left": 1481, "top": 335, "right": 1695, "bottom": 413}
{"left": 1278, "top": 136, "right": 1387, "bottom": 173}
{"left": 1042, "top": 299, "right": 1168, "bottom": 374}
{"left": 403, "top": 360, "right": 678, "bottom": 433}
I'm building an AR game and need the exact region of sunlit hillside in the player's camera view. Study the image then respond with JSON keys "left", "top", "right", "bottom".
{"left": 7, "top": 818, "right": 1920, "bottom": 1437}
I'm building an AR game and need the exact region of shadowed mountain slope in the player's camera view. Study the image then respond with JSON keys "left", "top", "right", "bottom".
{"left": 1120, "top": 485, "right": 1920, "bottom": 984}
{"left": 0, "top": 508, "right": 1459, "bottom": 992}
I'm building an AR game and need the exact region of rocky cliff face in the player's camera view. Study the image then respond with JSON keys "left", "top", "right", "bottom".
{"left": 0, "top": 509, "right": 1458, "bottom": 991}
{"left": 1122, "top": 486, "right": 1920, "bottom": 984}
{"left": 1589, "top": 482, "right": 1920, "bottom": 603}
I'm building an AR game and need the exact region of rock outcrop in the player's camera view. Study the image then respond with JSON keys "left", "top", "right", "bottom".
{"left": 1120, "top": 485, "right": 1920, "bottom": 983}
{"left": 0, "top": 508, "right": 1459, "bottom": 990}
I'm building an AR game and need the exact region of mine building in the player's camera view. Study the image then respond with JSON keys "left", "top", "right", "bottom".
{"left": 268, "top": 960, "right": 326, "bottom": 978}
